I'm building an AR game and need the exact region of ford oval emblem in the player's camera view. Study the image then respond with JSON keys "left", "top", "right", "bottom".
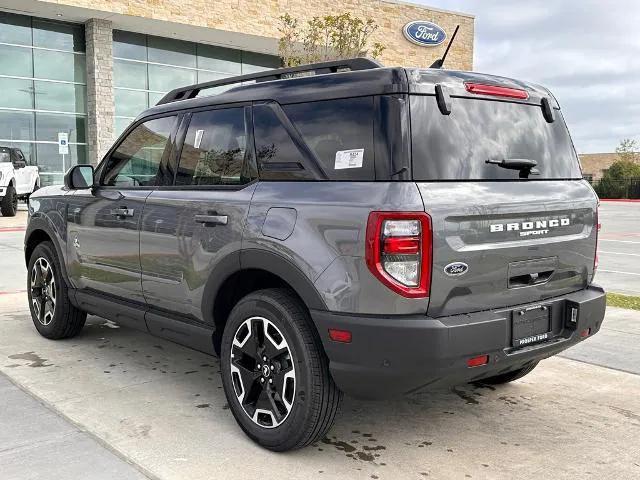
{"left": 403, "top": 20, "right": 446, "bottom": 47}
{"left": 444, "top": 262, "right": 468, "bottom": 276}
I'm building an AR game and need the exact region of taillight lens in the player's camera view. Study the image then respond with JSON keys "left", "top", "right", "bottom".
{"left": 464, "top": 82, "right": 529, "bottom": 100}
{"left": 365, "top": 212, "right": 432, "bottom": 298}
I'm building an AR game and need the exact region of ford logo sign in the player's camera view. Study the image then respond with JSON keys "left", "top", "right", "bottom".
{"left": 403, "top": 21, "right": 446, "bottom": 47}
{"left": 444, "top": 262, "right": 468, "bottom": 276}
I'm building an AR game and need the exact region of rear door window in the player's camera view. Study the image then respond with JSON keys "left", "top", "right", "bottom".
{"left": 410, "top": 96, "right": 582, "bottom": 181}
{"left": 176, "top": 107, "right": 253, "bottom": 186}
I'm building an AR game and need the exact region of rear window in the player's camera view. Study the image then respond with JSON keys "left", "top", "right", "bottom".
{"left": 410, "top": 96, "right": 582, "bottom": 181}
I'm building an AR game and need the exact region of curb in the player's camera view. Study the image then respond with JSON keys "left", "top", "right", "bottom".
{"left": 600, "top": 199, "right": 640, "bottom": 203}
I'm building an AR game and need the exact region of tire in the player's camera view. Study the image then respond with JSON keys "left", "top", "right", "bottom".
{"left": 1, "top": 185, "right": 18, "bottom": 216}
{"left": 476, "top": 361, "right": 539, "bottom": 385}
{"left": 27, "top": 241, "right": 86, "bottom": 339}
{"left": 220, "top": 288, "right": 342, "bottom": 451}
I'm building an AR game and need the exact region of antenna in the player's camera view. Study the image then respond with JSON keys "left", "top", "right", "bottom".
{"left": 430, "top": 25, "right": 459, "bottom": 69}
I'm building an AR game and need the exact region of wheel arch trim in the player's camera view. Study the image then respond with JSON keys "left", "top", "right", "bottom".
{"left": 24, "top": 217, "right": 71, "bottom": 287}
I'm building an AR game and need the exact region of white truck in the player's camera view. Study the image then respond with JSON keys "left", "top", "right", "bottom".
{"left": 0, "top": 146, "right": 40, "bottom": 217}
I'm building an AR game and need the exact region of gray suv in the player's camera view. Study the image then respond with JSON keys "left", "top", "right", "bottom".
{"left": 24, "top": 58, "right": 606, "bottom": 451}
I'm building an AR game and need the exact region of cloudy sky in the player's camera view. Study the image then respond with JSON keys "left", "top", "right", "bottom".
{"left": 415, "top": 0, "right": 639, "bottom": 153}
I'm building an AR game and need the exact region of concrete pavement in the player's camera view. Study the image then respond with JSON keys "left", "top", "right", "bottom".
{"left": 0, "top": 372, "right": 149, "bottom": 480}
{"left": 1, "top": 296, "right": 639, "bottom": 480}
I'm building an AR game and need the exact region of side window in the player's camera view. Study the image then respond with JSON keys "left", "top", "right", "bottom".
{"left": 283, "top": 97, "right": 375, "bottom": 181}
{"left": 102, "top": 116, "right": 176, "bottom": 187}
{"left": 176, "top": 108, "right": 250, "bottom": 186}
{"left": 253, "top": 104, "right": 316, "bottom": 181}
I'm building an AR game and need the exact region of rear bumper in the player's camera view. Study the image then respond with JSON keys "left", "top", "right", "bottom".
{"left": 311, "top": 285, "right": 606, "bottom": 398}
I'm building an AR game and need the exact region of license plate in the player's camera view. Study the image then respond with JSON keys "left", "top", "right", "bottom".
{"left": 512, "top": 304, "right": 551, "bottom": 347}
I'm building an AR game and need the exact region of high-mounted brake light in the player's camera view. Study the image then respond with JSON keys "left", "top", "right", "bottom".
{"left": 365, "top": 212, "right": 432, "bottom": 298}
{"left": 465, "top": 82, "right": 529, "bottom": 100}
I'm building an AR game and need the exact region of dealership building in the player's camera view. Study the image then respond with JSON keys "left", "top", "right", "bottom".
{"left": 0, "top": 0, "right": 474, "bottom": 185}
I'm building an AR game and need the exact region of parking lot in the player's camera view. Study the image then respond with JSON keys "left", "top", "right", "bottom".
{"left": 1, "top": 201, "right": 639, "bottom": 480}
{"left": 596, "top": 201, "right": 640, "bottom": 296}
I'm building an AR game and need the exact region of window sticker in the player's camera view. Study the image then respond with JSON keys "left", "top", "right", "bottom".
{"left": 334, "top": 148, "right": 364, "bottom": 169}
{"left": 194, "top": 129, "right": 205, "bottom": 149}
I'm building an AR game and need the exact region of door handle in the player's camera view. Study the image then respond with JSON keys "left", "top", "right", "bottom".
{"left": 111, "top": 207, "right": 135, "bottom": 217}
{"left": 195, "top": 214, "right": 228, "bottom": 226}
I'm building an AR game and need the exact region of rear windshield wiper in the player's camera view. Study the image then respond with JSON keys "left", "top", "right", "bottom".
{"left": 486, "top": 158, "right": 540, "bottom": 178}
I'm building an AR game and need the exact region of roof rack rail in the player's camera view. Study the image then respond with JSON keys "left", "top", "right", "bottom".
{"left": 156, "top": 57, "right": 383, "bottom": 105}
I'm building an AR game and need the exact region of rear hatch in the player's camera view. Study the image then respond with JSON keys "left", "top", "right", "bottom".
{"left": 408, "top": 71, "right": 598, "bottom": 317}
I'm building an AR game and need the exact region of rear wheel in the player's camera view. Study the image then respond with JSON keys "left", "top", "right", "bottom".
{"left": 1, "top": 185, "right": 18, "bottom": 216}
{"left": 27, "top": 241, "right": 86, "bottom": 339}
{"left": 220, "top": 288, "right": 342, "bottom": 451}
{"left": 477, "top": 361, "right": 539, "bottom": 385}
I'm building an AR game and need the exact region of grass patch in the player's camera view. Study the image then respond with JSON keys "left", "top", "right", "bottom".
{"left": 607, "top": 292, "right": 640, "bottom": 311}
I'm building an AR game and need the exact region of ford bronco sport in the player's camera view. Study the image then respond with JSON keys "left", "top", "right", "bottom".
{"left": 24, "top": 58, "right": 605, "bottom": 451}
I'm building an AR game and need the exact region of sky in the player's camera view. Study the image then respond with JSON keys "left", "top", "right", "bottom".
{"left": 414, "top": 0, "right": 640, "bottom": 153}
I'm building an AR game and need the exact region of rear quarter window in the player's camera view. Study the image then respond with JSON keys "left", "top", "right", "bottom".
{"left": 283, "top": 97, "right": 374, "bottom": 181}
{"left": 410, "top": 96, "right": 582, "bottom": 181}
{"left": 253, "top": 97, "right": 375, "bottom": 181}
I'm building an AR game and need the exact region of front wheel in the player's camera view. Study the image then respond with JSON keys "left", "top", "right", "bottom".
{"left": 1, "top": 185, "right": 18, "bottom": 216}
{"left": 27, "top": 241, "right": 86, "bottom": 339}
{"left": 220, "top": 288, "right": 342, "bottom": 451}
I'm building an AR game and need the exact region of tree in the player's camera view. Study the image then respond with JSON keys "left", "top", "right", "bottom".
{"left": 278, "top": 13, "right": 385, "bottom": 67}
{"left": 615, "top": 138, "right": 639, "bottom": 163}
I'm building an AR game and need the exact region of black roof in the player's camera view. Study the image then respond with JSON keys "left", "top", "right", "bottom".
{"left": 139, "top": 57, "right": 557, "bottom": 122}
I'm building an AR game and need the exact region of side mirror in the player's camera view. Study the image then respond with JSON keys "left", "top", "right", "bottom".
{"left": 13, "top": 160, "right": 26, "bottom": 169}
{"left": 64, "top": 165, "right": 95, "bottom": 190}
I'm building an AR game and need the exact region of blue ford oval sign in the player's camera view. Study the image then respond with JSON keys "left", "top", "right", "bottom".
{"left": 403, "top": 21, "right": 446, "bottom": 47}
{"left": 444, "top": 262, "right": 468, "bottom": 276}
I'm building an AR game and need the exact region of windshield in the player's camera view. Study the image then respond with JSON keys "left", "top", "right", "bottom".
{"left": 410, "top": 96, "right": 582, "bottom": 181}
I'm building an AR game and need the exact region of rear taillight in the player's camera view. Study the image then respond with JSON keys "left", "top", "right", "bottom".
{"left": 464, "top": 82, "right": 529, "bottom": 100}
{"left": 365, "top": 212, "right": 432, "bottom": 298}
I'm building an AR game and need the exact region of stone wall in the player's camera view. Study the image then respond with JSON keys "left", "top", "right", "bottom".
{"left": 47, "top": 0, "right": 474, "bottom": 70}
{"left": 85, "top": 18, "right": 114, "bottom": 165}
{"left": 579, "top": 153, "right": 626, "bottom": 181}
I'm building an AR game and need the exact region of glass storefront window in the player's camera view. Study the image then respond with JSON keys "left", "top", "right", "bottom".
{"left": 1, "top": 12, "right": 87, "bottom": 186}
{"left": 112, "top": 31, "right": 279, "bottom": 167}
{"left": 197, "top": 44, "right": 242, "bottom": 74}
{"left": 32, "top": 18, "right": 85, "bottom": 52}
{"left": 36, "top": 143, "right": 86, "bottom": 174}
{"left": 0, "top": 44, "right": 34, "bottom": 77}
{"left": 114, "top": 89, "right": 148, "bottom": 117}
{"left": 34, "top": 49, "right": 86, "bottom": 83}
{"left": 34, "top": 81, "right": 86, "bottom": 113}
{"left": 113, "top": 30, "right": 147, "bottom": 61}
{"left": 0, "top": 110, "right": 35, "bottom": 140}
{"left": 114, "top": 59, "right": 148, "bottom": 89}
{"left": 0, "top": 12, "right": 31, "bottom": 45}
{"left": 148, "top": 64, "right": 197, "bottom": 92}
{"left": 147, "top": 36, "right": 196, "bottom": 68}
{"left": 0, "top": 78, "right": 33, "bottom": 109}
{"left": 35, "top": 113, "right": 86, "bottom": 144}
